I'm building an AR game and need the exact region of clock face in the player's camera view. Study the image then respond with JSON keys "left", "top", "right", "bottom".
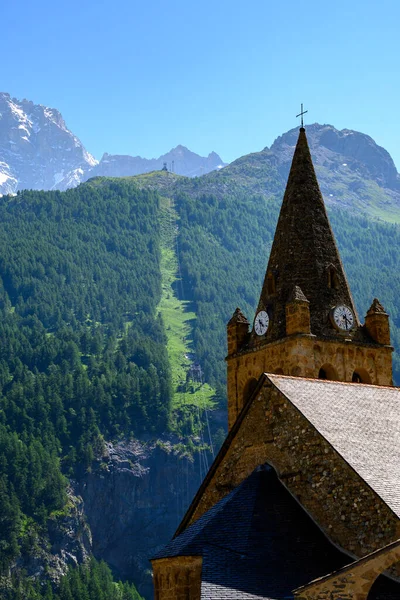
{"left": 254, "top": 310, "right": 269, "bottom": 336}
{"left": 331, "top": 305, "right": 355, "bottom": 331}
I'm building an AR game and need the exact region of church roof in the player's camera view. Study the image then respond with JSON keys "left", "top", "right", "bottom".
{"left": 178, "top": 375, "right": 400, "bottom": 536}
{"left": 255, "top": 128, "right": 360, "bottom": 342}
{"left": 154, "top": 464, "right": 400, "bottom": 599}
{"left": 153, "top": 465, "right": 351, "bottom": 599}
{"left": 268, "top": 375, "right": 400, "bottom": 518}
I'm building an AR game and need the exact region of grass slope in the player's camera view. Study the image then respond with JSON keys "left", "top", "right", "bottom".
{"left": 157, "top": 195, "right": 215, "bottom": 435}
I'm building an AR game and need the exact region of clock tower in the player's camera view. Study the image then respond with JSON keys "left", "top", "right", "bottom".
{"left": 226, "top": 126, "right": 393, "bottom": 430}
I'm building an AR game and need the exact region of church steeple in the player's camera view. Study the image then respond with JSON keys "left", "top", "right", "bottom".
{"left": 226, "top": 125, "right": 393, "bottom": 431}
{"left": 255, "top": 127, "right": 358, "bottom": 341}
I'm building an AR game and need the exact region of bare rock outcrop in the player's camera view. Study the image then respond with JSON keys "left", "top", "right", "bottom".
{"left": 76, "top": 439, "right": 200, "bottom": 598}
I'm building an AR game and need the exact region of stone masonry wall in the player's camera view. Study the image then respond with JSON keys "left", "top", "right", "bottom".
{"left": 227, "top": 335, "right": 393, "bottom": 429}
{"left": 188, "top": 382, "right": 400, "bottom": 570}
{"left": 152, "top": 556, "right": 202, "bottom": 600}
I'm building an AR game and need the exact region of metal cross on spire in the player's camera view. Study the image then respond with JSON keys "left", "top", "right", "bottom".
{"left": 296, "top": 103, "right": 308, "bottom": 128}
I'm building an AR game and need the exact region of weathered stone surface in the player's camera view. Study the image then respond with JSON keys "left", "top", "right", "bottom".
{"left": 227, "top": 334, "right": 393, "bottom": 428}
{"left": 365, "top": 299, "right": 391, "bottom": 345}
{"left": 152, "top": 556, "right": 202, "bottom": 600}
{"left": 285, "top": 287, "right": 311, "bottom": 336}
{"left": 226, "top": 128, "right": 393, "bottom": 429}
{"left": 255, "top": 127, "right": 359, "bottom": 342}
{"left": 288, "top": 285, "right": 309, "bottom": 303}
{"left": 227, "top": 308, "right": 250, "bottom": 356}
{"left": 181, "top": 381, "right": 400, "bottom": 567}
{"left": 227, "top": 307, "right": 249, "bottom": 325}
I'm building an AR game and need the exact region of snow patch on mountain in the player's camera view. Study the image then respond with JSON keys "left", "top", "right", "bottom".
{"left": 0, "top": 172, "right": 11, "bottom": 185}
{"left": 0, "top": 92, "right": 98, "bottom": 194}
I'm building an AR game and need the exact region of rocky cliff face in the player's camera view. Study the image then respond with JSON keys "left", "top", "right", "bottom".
{"left": 2, "top": 438, "right": 200, "bottom": 599}
{"left": 0, "top": 490, "right": 92, "bottom": 597}
{"left": 0, "top": 93, "right": 98, "bottom": 194}
{"left": 75, "top": 439, "right": 201, "bottom": 599}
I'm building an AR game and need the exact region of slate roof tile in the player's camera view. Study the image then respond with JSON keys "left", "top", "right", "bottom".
{"left": 154, "top": 466, "right": 352, "bottom": 598}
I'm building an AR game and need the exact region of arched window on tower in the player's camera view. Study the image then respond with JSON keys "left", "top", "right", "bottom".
{"left": 352, "top": 368, "right": 371, "bottom": 384}
{"left": 318, "top": 364, "right": 338, "bottom": 381}
{"left": 327, "top": 265, "right": 339, "bottom": 289}
{"left": 267, "top": 272, "right": 276, "bottom": 295}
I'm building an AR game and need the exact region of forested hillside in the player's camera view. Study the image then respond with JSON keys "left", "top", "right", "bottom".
{"left": 3, "top": 559, "right": 142, "bottom": 600}
{"left": 0, "top": 180, "right": 168, "bottom": 595}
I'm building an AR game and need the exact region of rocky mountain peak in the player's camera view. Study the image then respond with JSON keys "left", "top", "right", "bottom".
{"left": 270, "top": 123, "right": 399, "bottom": 191}
{"left": 0, "top": 93, "right": 97, "bottom": 195}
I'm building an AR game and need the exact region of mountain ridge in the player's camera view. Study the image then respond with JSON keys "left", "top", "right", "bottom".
{"left": 2, "top": 92, "right": 400, "bottom": 221}
{"left": 270, "top": 123, "right": 400, "bottom": 191}
{"left": 165, "top": 122, "right": 400, "bottom": 222}
{"left": 84, "top": 144, "right": 225, "bottom": 181}
{"left": 0, "top": 93, "right": 225, "bottom": 194}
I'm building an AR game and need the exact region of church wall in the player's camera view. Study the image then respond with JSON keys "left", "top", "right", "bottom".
{"left": 151, "top": 556, "right": 202, "bottom": 600}
{"left": 188, "top": 382, "right": 400, "bottom": 572}
{"left": 227, "top": 337, "right": 393, "bottom": 428}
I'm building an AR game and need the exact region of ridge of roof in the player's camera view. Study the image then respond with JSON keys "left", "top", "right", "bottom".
{"left": 268, "top": 373, "right": 399, "bottom": 391}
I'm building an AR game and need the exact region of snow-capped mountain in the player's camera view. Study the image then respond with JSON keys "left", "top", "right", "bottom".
{"left": 0, "top": 93, "right": 97, "bottom": 194}
{"left": 0, "top": 93, "right": 226, "bottom": 195}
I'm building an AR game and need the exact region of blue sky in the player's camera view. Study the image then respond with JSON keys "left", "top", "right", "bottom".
{"left": 2, "top": 0, "right": 400, "bottom": 169}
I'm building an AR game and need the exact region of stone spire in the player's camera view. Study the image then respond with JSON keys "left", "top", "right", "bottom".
{"left": 365, "top": 298, "right": 391, "bottom": 346}
{"left": 256, "top": 127, "right": 358, "bottom": 340}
